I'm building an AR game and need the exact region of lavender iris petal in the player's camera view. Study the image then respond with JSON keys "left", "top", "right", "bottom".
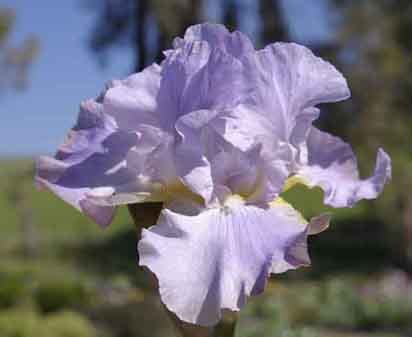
{"left": 35, "top": 23, "right": 391, "bottom": 328}
{"left": 138, "top": 201, "right": 329, "bottom": 326}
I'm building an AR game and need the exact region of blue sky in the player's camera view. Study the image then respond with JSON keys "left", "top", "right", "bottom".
{"left": 0, "top": 0, "right": 333, "bottom": 157}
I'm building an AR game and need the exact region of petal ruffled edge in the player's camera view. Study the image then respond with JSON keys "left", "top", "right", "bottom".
{"left": 173, "top": 23, "right": 255, "bottom": 58}
{"left": 35, "top": 93, "right": 140, "bottom": 226}
{"left": 297, "top": 127, "right": 391, "bottom": 208}
{"left": 138, "top": 200, "right": 329, "bottom": 326}
{"left": 35, "top": 171, "right": 116, "bottom": 227}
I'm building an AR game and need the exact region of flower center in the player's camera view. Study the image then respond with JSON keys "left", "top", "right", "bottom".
{"left": 223, "top": 194, "right": 245, "bottom": 209}
{"left": 160, "top": 180, "right": 204, "bottom": 205}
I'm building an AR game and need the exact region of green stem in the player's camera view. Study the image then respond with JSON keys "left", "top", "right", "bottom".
{"left": 128, "top": 203, "right": 238, "bottom": 337}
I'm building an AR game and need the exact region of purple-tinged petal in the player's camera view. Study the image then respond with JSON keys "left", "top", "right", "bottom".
{"left": 209, "top": 142, "right": 289, "bottom": 204}
{"left": 36, "top": 170, "right": 115, "bottom": 227}
{"left": 257, "top": 43, "right": 350, "bottom": 120}
{"left": 174, "top": 109, "right": 220, "bottom": 204}
{"left": 138, "top": 200, "right": 328, "bottom": 326}
{"left": 235, "top": 43, "right": 350, "bottom": 142}
{"left": 270, "top": 206, "right": 330, "bottom": 274}
{"left": 247, "top": 153, "right": 291, "bottom": 204}
{"left": 174, "top": 107, "right": 290, "bottom": 205}
{"left": 35, "top": 98, "right": 140, "bottom": 226}
{"left": 126, "top": 125, "right": 177, "bottom": 185}
{"left": 200, "top": 103, "right": 292, "bottom": 203}
{"left": 290, "top": 107, "right": 320, "bottom": 166}
{"left": 54, "top": 99, "right": 116, "bottom": 164}
{"left": 158, "top": 41, "right": 211, "bottom": 127}
{"left": 180, "top": 48, "right": 250, "bottom": 114}
{"left": 159, "top": 39, "right": 255, "bottom": 126}
{"left": 297, "top": 127, "right": 392, "bottom": 208}
{"left": 203, "top": 42, "right": 346, "bottom": 148}
{"left": 210, "top": 145, "right": 261, "bottom": 198}
{"left": 103, "top": 63, "right": 162, "bottom": 131}
{"left": 210, "top": 104, "right": 277, "bottom": 153}
{"left": 174, "top": 23, "right": 255, "bottom": 58}
{"left": 201, "top": 42, "right": 347, "bottom": 169}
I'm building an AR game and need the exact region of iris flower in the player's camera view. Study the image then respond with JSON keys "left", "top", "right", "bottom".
{"left": 36, "top": 24, "right": 391, "bottom": 326}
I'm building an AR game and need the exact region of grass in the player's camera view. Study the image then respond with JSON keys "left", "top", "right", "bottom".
{"left": 0, "top": 158, "right": 410, "bottom": 337}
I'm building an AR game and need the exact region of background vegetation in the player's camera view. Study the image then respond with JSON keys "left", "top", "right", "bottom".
{"left": 1, "top": 1, "right": 412, "bottom": 336}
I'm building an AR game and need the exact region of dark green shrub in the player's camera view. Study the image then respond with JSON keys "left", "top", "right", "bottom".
{"left": 0, "top": 309, "right": 41, "bottom": 337}
{"left": 0, "top": 272, "right": 28, "bottom": 308}
{"left": 0, "top": 309, "right": 96, "bottom": 337}
{"left": 318, "top": 279, "right": 364, "bottom": 328}
{"left": 44, "top": 311, "right": 97, "bottom": 337}
{"left": 34, "top": 279, "right": 91, "bottom": 313}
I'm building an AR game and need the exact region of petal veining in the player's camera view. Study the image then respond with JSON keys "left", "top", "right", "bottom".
{"left": 297, "top": 127, "right": 391, "bottom": 207}
{"left": 138, "top": 200, "right": 328, "bottom": 326}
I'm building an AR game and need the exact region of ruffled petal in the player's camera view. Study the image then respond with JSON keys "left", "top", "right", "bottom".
{"left": 210, "top": 104, "right": 276, "bottom": 153}
{"left": 174, "top": 109, "right": 219, "bottom": 204}
{"left": 126, "top": 125, "right": 177, "bottom": 185}
{"left": 35, "top": 100, "right": 135, "bottom": 226}
{"left": 209, "top": 141, "right": 289, "bottom": 204}
{"left": 216, "top": 43, "right": 349, "bottom": 146}
{"left": 204, "top": 43, "right": 352, "bottom": 202}
{"left": 174, "top": 107, "right": 292, "bottom": 205}
{"left": 103, "top": 63, "right": 162, "bottom": 131}
{"left": 207, "top": 104, "right": 293, "bottom": 203}
{"left": 247, "top": 153, "right": 291, "bottom": 204}
{"left": 158, "top": 41, "right": 212, "bottom": 127}
{"left": 35, "top": 62, "right": 182, "bottom": 226}
{"left": 289, "top": 107, "right": 320, "bottom": 166}
{"left": 159, "top": 38, "right": 255, "bottom": 126}
{"left": 36, "top": 170, "right": 116, "bottom": 226}
{"left": 174, "top": 23, "right": 255, "bottom": 58}
{"left": 195, "top": 42, "right": 348, "bottom": 176}
{"left": 210, "top": 144, "right": 261, "bottom": 198}
{"left": 138, "top": 201, "right": 329, "bottom": 326}
{"left": 297, "top": 127, "right": 392, "bottom": 207}
{"left": 256, "top": 43, "right": 350, "bottom": 137}
{"left": 64, "top": 125, "right": 177, "bottom": 210}
{"left": 54, "top": 99, "right": 116, "bottom": 163}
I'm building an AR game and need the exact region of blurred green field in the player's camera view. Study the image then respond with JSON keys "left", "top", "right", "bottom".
{"left": 0, "top": 159, "right": 410, "bottom": 337}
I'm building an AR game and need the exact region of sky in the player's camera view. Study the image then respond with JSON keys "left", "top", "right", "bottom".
{"left": 0, "top": 0, "right": 333, "bottom": 157}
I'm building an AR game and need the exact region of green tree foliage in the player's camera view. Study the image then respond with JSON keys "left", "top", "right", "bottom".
{"left": 259, "top": 0, "right": 287, "bottom": 44}
{"left": 331, "top": 0, "right": 412, "bottom": 270}
{"left": 0, "top": 310, "right": 97, "bottom": 337}
{"left": 0, "top": 7, "right": 39, "bottom": 91}
{"left": 87, "top": 0, "right": 287, "bottom": 71}
{"left": 85, "top": 0, "right": 412, "bottom": 273}
{"left": 0, "top": 8, "right": 39, "bottom": 257}
{"left": 87, "top": 0, "right": 202, "bottom": 71}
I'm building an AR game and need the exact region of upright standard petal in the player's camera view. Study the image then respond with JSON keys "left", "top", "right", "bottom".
{"left": 138, "top": 201, "right": 329, "bottom": 326}
{"left": 297, "top": 127, "right": 392, "bottom": 208}
{"left": 158, "top": 39, "right": 254, "bottom": 126}
{"left": 212, "top": 43, "right": 348, "bottom": 147}
{"left": 174, "top": 23, "right": 255, "bottom": 58}
{"left": 174, "top": 109, "right": 289, "bottom": 205}
{"left": 256, "top": 43, "right": 350, "bottom": 135}
{"left": 103, "top": 63, "right": 162, "bottom": 131}
{"left": 174, "top": 109, "right": 221, "bottom": 204}
{"left": 201, "top": 43, "right": 349, "bottom": 178}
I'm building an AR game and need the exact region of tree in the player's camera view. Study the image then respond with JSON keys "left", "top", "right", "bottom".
{"left": 331, "top": 0, "right": 412, "bottom": 271}
{"left": 0, "top": 7, "right": 39, "bottom": 91}
{"left": 87, "top": 0, "right": 293, "bottom": 71}
{"left": 259, "top": 0, "right": 287, "bottom": 44}
{"left": 222, "top": 0, "right": 238, "bottom": 32}
{"left": 87, "top": 0, "right": 203, "bottom": 72}
{"left": 0, "top": 7, "right": 39, "bottom": 255}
